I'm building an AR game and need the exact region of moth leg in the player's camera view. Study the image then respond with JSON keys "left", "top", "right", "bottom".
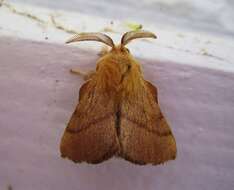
{"left": 70, "top": 69, "right": 95, "bottom": 81}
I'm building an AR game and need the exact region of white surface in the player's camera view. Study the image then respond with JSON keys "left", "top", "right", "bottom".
{"left": 9, "top": 0, "right": 234, "bottom": 36}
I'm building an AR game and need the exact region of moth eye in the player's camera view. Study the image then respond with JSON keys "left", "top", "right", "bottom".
{"left": 126, "top": 48, "right": 130, "bottom": 53}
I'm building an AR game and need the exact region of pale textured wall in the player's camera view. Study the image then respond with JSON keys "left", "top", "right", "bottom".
{"left": 9, "top": 0, "right": 234, "bottom": 36}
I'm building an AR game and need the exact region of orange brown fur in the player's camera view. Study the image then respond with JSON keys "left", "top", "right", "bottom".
{"left": 60, "top": 33, "right": 177, "bottom": 165}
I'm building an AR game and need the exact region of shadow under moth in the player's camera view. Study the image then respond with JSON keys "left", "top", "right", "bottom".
{"left": 60, "top": 30, "right": 177, "bottom": 165}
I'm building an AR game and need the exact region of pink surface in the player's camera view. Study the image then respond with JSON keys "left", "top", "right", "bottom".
{"left": 0, "top": 37, "right": 234, "bottom": 190}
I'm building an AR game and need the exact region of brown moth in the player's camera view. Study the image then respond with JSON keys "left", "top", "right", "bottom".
{"left": 60, "top": 30, "right": 177, "bottom": 165}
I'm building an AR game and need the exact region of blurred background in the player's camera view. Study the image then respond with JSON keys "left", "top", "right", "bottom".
{"left": 9, "top": 0, "right": 234, "bottom": 36}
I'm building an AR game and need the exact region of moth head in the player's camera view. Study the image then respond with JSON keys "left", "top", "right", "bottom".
{"left": 65, "top": 31, "right": 157, "bottom": 86}
{"left": 65, "top": 30, "right": 157, "bottom": 53}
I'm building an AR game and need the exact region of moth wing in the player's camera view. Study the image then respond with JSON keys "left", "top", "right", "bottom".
{"left": 119, "top": 80, "right": 177, "bottom": 165}
{"left": 60, "top": 81, "right": 120, "bottom": 164}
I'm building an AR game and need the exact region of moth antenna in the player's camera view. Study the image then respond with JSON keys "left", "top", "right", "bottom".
{"left": 121, "top": 30, "right": 157, "bottom": 46}
{"left": 66, "top": 32, "right": 115, "bottom": 48}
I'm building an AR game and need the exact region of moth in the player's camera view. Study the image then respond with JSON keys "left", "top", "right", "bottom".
{"left": 60, "top": 30, "right": 177, "bottom": 165}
